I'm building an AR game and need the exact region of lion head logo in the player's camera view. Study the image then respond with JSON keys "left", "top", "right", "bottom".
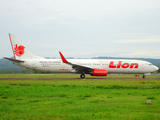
{"left": 14, "top": 44, "right": 25, "bottom": 57}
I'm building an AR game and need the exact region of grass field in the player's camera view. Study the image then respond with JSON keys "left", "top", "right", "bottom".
{"left": 0, "top": 74, "right": 160, "bottom": 120}
{"left": 0, "top": 73, "right": 160, "bottom": 78}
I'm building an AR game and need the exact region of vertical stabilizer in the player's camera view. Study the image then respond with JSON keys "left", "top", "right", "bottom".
{"left": 9, "top": 33, "right": 44, "bottom": 60}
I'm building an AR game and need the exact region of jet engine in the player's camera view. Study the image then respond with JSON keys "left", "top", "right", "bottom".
{"left": 91, "top": 69, "right": 107, "bottom": 76}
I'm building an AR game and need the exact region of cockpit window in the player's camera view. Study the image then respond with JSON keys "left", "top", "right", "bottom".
{"left": 148, "top": 64, "right": 153, "bottom": 66}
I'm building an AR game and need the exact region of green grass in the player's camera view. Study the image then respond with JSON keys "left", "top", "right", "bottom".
{"left": 0, "top": 74, "right": 160, "bottom": 120}
{"left": 0, "top": 73, "right": 159, "bottom": 78}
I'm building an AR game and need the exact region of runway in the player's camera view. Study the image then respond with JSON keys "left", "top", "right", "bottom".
{"left": 0, "top": 77, "right": 160, "bottom": 80}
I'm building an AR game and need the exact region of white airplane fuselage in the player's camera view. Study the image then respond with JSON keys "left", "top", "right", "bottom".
{"left": 5, "top": 33, "right": 159, "bottom": 78}
{"left": 14, "top": 59, "right": 158, "bottom": 74}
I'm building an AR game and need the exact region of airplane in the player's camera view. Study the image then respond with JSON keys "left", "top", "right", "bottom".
{"left": 4, "top": 33, "right": 159, "bottom": 79}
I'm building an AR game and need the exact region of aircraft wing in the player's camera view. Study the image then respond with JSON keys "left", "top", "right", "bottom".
{"left": 59, "top": 52, "right": 93, "bottom": 74}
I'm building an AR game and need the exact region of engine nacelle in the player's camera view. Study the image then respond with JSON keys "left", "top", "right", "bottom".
{"left": 92, "top": 69, "right": 107, "bottom": 76}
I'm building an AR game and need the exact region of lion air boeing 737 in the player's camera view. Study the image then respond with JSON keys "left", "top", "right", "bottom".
{"left": 4, "top": 33, "right": 159, "bottom": 78}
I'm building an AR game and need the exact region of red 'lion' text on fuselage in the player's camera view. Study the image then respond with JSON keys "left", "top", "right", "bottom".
{"left": 109, "top": 61, "right": 139, "bottom": 69}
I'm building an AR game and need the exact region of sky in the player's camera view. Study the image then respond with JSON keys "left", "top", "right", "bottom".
{"left": 0, "top": 0, "right": 160, "bottom": 59}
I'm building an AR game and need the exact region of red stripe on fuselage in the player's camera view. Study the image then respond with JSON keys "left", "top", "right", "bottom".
{"left": 9, "top": 33, "right": 16, "bottom": 59}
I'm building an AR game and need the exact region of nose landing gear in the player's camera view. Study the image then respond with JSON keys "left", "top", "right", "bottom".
{"left": 142, "top": 74, "right": 146, "bottom": 79}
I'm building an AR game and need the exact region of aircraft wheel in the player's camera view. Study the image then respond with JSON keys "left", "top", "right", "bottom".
{"left": 80, "top": 74, "right": 85, "bottom": 79}
{"left": 142, "top": 75, "right": 146, "bottom": 79}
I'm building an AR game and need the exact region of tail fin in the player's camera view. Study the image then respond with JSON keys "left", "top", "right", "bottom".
{"left": 9, "top": 33, "right": 44, "bottom": 60}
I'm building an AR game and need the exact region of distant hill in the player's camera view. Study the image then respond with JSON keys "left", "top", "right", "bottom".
{"left": 91, "top": 56, "right": 160, "bottom": 62}
{"left": 0, "top": 57, "right": 160, "bottom": 73}
{"left": 0, "top": 58, "right": 24, "bottom": 73}
{"left": 91, "top": 57, "right": 160, "bottom": 68}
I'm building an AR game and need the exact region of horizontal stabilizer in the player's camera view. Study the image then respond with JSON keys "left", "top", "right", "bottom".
{"left": 4, "top": 57, "right": 24, "bottom": 62}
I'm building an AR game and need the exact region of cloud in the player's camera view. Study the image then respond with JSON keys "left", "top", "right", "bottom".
{"left": 119, "top": 50, "right": 160, "bottom": 59}
{"left": 1, "top": 0, "right": 160, "bottom": 59}
{"left": 37, "top": 43, "right": 51, "bottom": 47}
{"left": 117, "top": 36, "right": 160, "bottom": 43}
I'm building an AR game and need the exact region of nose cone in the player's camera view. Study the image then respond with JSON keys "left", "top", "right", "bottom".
{"left": 154, "top": 66, "right": 159, "bottom": 71}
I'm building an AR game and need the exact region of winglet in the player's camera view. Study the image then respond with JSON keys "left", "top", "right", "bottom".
{"left": 59, "top": 52, "right": 69, "bottom": 63}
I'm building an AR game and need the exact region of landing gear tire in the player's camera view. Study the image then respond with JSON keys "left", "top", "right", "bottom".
{"left": 142, "top": 75, "right": 146, "bottom": 79}
{"left": 80, "top": 74, "right": 85, "bottom": 79}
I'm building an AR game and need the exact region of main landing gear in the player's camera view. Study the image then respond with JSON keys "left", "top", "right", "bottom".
{"left": 80, "top": 74, "right": 85, "bottom": 79}
{"left": 142, "top": 74, "right": 146, "bottom": 79}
